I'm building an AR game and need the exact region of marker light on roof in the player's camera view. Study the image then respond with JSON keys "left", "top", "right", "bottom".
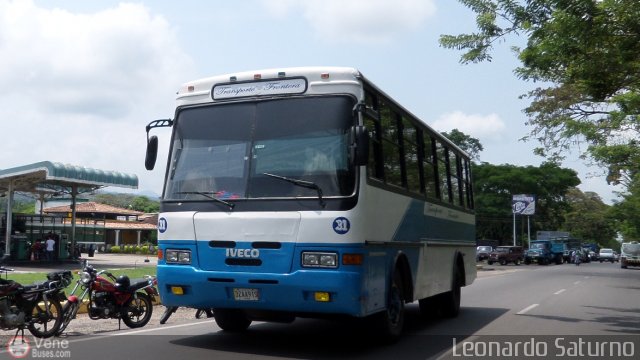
{"left": 187, "top": 85, "right": 195, "bottom": 92}
{"left": 321, "top": 73, "right": 329, "bottom": 79}
{"left": 254, "top": 74, "right": 261, "bottom": 80}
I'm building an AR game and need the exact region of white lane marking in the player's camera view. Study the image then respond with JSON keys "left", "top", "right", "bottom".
{"left": 58, "top": 319, "right": 218, "bottom": 346}
{"left": 517, "top": 303, "right": 539, "bottom": 315}
{"left": 113, "top": 319, "right": 217, "bottom": 335}
{"left": 554, "top": 289, "right": 566, "bottom": 295}
{"left": 574, "top": 281, "right": 581, "bottom": 285}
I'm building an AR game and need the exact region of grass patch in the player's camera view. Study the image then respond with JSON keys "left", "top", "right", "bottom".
{"left": 1, "top": 267, "right": 157, "bottom": 297}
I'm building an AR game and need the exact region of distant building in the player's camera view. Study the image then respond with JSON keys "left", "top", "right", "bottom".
{"left": 43, "top": 202, "right": 157, "bottom": 247}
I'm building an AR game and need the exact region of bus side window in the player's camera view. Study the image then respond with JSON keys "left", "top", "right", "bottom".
{"left": 449, "top": 151, "right": 463, "bottom": 207}
{"left": 364, "top": 90, "right": 383, "bottom": 181}
{"left": 380, "top": 102, "right": 402, "bottom": 187}
{"left": 402, "top": 117, "right": 421, "bottom": 194}
{"left": 422, "top": 135, "right": 438, "bottom": 199}
{"left": 436, "top": 141, "right": 451, "bottom": 203}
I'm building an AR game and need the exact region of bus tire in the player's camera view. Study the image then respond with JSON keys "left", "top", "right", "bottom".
{"left": 371, "top": 270, "right": 405, "bottom": 342}
{"left": 439, "top": 264, "right": 462, "bottom": 318}
{"left": 213, "top": 309, "right": 251, "bottom": 332}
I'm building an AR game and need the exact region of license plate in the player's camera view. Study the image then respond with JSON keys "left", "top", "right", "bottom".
{"left": 233, "top": 288, "right": 259, "bottom": 301}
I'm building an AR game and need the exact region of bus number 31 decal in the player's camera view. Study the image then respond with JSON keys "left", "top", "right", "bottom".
{"left": 333, "top": 217, "right": 350, "bottom": 234}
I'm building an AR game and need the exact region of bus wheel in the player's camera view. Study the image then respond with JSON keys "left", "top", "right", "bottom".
{"left": 372, "top": 270, "right": 405, "bottom": 342}
{"left": 439, "top": 265, "right": 462, "bottom": 318}
{"left": 213, "top": 309, "right": 251, "bottom": 332}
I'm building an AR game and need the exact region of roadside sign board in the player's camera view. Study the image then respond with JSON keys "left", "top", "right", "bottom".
{"left": 512, "top": 194, "right": 536, "bottom": 215}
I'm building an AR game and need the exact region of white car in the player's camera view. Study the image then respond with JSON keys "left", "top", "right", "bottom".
{"left": 598, "top": 248, "right": 615, "bottom": 263}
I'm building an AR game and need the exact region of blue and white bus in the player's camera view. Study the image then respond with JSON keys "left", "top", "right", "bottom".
{"left": 145, "top": 67, "right": 476, "bottom": 340}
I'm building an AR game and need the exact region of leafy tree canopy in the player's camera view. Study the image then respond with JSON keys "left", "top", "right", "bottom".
{"left": 442, "top": 128, "right": 484, "bottom": 161}
{"left": 611, "top": 176, "right": 640, "bottom": 241}
{"left": 473, "top": 162, "right": 581, "bottom": 242}
{"left": 440, "top": 0, "right": 640, "bottom": 188}
{"left": 562, "top": 188, "right": 618, "bottom": 248}
{"left": 93, "top": 193, "right": 159, "bottom": 213}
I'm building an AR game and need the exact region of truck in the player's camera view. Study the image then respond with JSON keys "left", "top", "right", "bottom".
{"left": 620, "top": 241, "right": 640, "bottom": 269}
{"left": 524, "top": 239, "right": 564, "bottom": 265}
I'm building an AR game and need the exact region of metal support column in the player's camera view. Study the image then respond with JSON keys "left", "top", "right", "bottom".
{"left": 3, "top": 180, "right": 14, "bottom": 256}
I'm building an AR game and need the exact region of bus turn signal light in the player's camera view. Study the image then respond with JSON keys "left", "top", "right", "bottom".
{"left": 171, "top": 286, "right": 184, "bottom": 295}
{"left": 342, "top": 253, "right": 363, "bottom": 265}
{"left": 314, "top": 292, "right": 330, "bottom": 302}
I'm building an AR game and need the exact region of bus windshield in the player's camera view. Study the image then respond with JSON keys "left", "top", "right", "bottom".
{"left": 164, "top": 96, "right": 356, "bottom": 201}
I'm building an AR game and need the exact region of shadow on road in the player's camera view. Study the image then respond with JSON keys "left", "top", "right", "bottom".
{"left": 518, "top": 305, "right": 640, "bottom": 335}
{"left": 168, "top": 304, "right": 509, "bottom": 360}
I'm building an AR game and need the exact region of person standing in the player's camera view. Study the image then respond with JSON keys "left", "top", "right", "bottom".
{"left": 45, "top": 233, "right": 56, "bottom": 262}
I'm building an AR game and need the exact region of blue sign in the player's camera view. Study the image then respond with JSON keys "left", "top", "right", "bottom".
{"left": 512, "top": 194, "right": 536, "bottom": 215}
{"left": 333, "top": 217, "right": 350, "bottom": 234}
{"left": 158, "top": 217, "right": 167, "bottom": 233}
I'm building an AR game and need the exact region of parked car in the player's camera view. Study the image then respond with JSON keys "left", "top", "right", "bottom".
{"left": 476, "top": 246, "right": 493, "bottom": 261}
{"left": 598, "top": 248, "right": 615, "bottom": 263}
{"left": 488, "top": 246, "right": 524, "bottom": 265}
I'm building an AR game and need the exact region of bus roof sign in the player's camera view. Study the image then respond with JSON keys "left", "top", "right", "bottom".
{"left": 212, "top": 78, "right": 307, "bottom": 100}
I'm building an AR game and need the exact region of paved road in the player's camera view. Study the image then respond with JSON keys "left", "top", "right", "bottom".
{"left": 2, "top": 261, "right": 638, "bottom": 360}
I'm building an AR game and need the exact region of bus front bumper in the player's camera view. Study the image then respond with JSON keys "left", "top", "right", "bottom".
{"left": 157, "top": 265, "right": 367, "bottom": 317}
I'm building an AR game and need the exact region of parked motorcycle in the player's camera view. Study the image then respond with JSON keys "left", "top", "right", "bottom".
{"left": 0, "top": 255, "right": 73, "bottom": 338}
{"left": 56, "top": 259, "right": 158, "bottom": 335}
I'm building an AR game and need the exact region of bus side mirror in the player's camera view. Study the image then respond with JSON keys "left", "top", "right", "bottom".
{"left": 145, "top": 135, "right": 158, "bottom": 170}
{"left": 143, "top": 119, "right": 173, "bottom": 171}
{"left": 352, "top": 125, "right": 369, "bottom": 166}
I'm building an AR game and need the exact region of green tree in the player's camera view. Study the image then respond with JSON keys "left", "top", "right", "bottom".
{"left": 611, "top": 176, "right": 640, "bottom": 241}
{"left": 562, "top": 188, "right": 618, "bottom": 248}
{"left": 473, "top": 162, "right": 580, "bottom": 244}
{"left": 130, "top": 196, "right": 160, "bottom": 213}
{"left": 0, "top": 197, "right": 35, "bottom": 214}
{"left": 442, "top": 129, "right": 484, "bottom": 161}
{"left": 440, "top": 0, "right": 640, "bottom": 188}
{"left": 93, "top": 193, "right": 159, "bottom": 213}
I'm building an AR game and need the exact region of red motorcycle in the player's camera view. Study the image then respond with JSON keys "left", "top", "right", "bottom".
{"left": 57, "top": 259, "right": 158, "bottom": 335}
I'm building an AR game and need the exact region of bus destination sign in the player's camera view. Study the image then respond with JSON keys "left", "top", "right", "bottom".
{"left": 213, "top": 78, "right": 307, "bottom": 100}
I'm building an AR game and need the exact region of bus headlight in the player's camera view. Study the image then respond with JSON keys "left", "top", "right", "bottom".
{"left": 166, "top": 249, "right": 191, "bottom": 264}
{"left": 302, "top": 252, "right": 338, "bottom": 268}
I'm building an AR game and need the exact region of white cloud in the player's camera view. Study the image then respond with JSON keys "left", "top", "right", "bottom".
{"left": 0, "top": 0, "right": 195, "bottom": 194}
{"left": 431, "top": 111, "right": 507, "bottom": 140}
{"left": 261, "top": 0, "right": 437, "bottom": 43}
{"left": 0, "top": 1, "right": 193, "bottom": 118}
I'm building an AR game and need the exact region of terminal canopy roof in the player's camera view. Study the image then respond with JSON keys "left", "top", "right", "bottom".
{"left": 0, "top": 161, "right": 138, "bottom": 195}
{"left": 1, "top": 161, "right": 138, "bottom": 256}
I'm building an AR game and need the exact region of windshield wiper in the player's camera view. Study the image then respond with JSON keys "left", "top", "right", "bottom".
{"left": 262, "top": 173, "right": 326, "bottom": 208}
{"left": 175, "top": 191, "right": 235, "bottom": 210}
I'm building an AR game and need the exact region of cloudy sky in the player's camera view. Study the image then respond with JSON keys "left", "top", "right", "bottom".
{"left": 0, "top": 0, "right": 622, "bottom": 203}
